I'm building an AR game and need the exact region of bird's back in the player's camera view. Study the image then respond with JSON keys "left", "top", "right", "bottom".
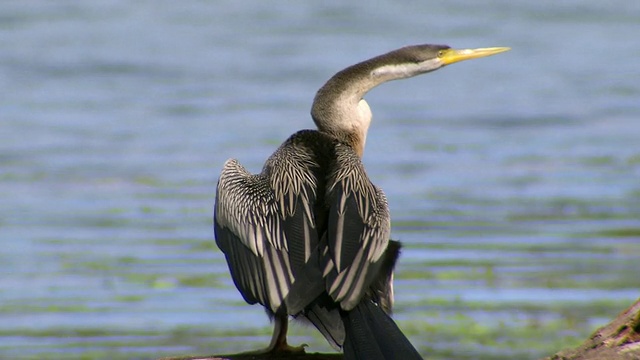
{"left": 215, "top": 130, "right": 338, "bottom": 314}
{"left": 215, "top": 129, "right": 391, "bottom": 349}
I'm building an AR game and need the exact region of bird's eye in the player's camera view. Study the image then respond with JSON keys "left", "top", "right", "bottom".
{"left": 437, "top": 50, "right": 445, "bottom": 57}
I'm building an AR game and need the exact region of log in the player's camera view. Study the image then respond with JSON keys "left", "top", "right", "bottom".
{"left": 543, "top": 298, "right": 640, "bottom": 360}
{"left": 158, "top": 352, "right": 343, "bottom": 360}
{"left": 159, "top": 298, "right": 640, "bottom": 360}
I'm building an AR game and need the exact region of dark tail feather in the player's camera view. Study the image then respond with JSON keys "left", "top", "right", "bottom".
{"left": 342, "top": 298, "right": 423, "bottom": 360}
{"left": 302, "top": 297, "right": 345, "bottom": 350}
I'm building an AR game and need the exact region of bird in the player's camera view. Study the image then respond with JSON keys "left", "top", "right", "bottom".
{"left": 214, "top": 43, "right": 510, "bottom": 359}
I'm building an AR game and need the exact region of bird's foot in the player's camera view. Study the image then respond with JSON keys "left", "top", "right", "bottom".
{"left": 240, "top": 342, "right": 308, "bottom": 356}
{"left": 242, "top": 315, "right": 307, "bottom": 356}
{"left": 274, "top": 342, "right": 308, "bottom": 354}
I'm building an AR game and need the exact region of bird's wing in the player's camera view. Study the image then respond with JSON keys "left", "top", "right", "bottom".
{"left": 323, "top": 144, "right": 390, "bottom": 310}
{"left": 214, "top": 149, "right": 323, "bottom": 314}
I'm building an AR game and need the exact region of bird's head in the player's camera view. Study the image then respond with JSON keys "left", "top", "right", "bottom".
{"left": 370, "top": 44, "right": 511, "bottom": 80}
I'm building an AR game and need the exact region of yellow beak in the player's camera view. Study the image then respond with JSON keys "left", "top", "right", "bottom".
{"left": 439, "top": 47, "right": 511, "bottom": 66}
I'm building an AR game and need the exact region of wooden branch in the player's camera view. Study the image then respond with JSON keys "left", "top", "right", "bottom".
{"left": 158, "top": 352, "right": 343, "bottom": 360}
{"left": 159, "top": 298, "right": 640, "bottom": 360}
{"left": 543, "top": 298, "right": 640, "bottom": 360}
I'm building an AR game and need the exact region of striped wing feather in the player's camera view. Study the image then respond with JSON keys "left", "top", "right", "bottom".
{"left": 214, "top": 146, "right": 323, "bottom": 314}
{"left": 324, "top": 145, "right": 390, "bottom": 310}
{"left": 215, "top": 136, "right": 391, "bottom": 316}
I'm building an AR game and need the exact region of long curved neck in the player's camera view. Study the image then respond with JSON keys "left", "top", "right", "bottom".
{"left": 309, "top": 43, "right": 509, "bottom": 156}
{"left": 311, "top": 57, "right": 401, "bottom": 157}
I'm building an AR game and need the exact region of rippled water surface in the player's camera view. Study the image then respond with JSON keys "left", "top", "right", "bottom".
{"left": 1, "top": 1, "right": 639, "bottom": 359}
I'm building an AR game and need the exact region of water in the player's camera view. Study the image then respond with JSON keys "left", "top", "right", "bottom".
{"left": 1, "top": 1, "right": 639, "bottom": 359}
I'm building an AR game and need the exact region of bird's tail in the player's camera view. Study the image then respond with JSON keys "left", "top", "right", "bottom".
{"left": 341, "top": 298, "right": 423, "bottom": 360}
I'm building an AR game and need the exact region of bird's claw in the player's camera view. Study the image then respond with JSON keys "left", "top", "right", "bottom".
{"left": 275, "top": 342, "right": 308, "bottom": 354}
{"left": 240, "top": 342, "right": 307, "bottom": 356}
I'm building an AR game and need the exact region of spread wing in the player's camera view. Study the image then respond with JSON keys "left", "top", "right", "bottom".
{"left": 322, "top": 144, "right": 391, "bottom": 310}
{"left": 214, "top": 146, "right": 324, "bottom": 314}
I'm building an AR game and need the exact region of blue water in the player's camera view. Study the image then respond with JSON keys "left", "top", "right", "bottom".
{"left": 1, "top": 1, "right": 640, "bottom": 359}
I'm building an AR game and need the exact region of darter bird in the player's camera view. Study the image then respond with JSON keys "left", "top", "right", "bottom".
{"left": 214, "top": 44, "right": 509, "bottom": 359}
